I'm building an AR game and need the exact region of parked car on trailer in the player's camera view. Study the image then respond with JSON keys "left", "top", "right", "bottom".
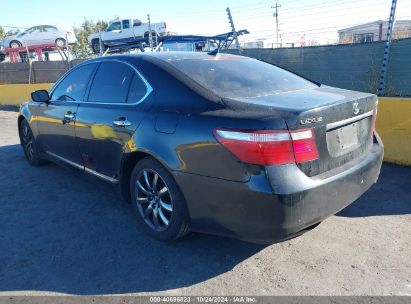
{"left": 1, "top": 25, "right": 77, "bottom": 49}
{"left": 88, "top": 18, "right": 167, "bottom": 53}
{"left": 18, "top": 52, "right": 383, "bottom": 244}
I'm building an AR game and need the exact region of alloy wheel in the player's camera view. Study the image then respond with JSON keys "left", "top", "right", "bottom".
{"left": 56, "top": 39, "right": 65, "bottom": 48}
{"left": 21, "top": 123, "right": 35, "bottom": 161}
{"left": 10, "top": 41, "right": 20, "bottom": 48}
{"left": 135, "top": 169, "right": 173, "bottom": 231}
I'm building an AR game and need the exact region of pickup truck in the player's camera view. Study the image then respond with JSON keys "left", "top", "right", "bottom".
{"left": 88, "top": 18, "right": 167, "bottom": 53}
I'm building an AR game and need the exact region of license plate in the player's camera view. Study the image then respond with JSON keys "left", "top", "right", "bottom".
{"left": 337, "top": 122, "right": 359, "bottom": 149}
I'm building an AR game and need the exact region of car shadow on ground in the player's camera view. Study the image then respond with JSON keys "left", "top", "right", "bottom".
{"left": 0, "top": 144, "right": 265, "bottom": 295}
{"left": 1, "top": 144, "right": 410, "bottom": 294}
{"left": 337, "top": 163, "right": 411, "bottom": 218}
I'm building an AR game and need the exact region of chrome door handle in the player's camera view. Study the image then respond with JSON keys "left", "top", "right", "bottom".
{"left": 63, "top": 112, "right": 76, "bottom": 124}
{"left": 113, "top": 118, "right": 132, "bottom": 127}
{"left": 64, "top": 113, "right": 75, "bottom": 120}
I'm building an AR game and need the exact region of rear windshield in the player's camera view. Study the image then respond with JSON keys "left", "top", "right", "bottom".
{"left": 170, "top": 57, "right": 317, "bottom": 99}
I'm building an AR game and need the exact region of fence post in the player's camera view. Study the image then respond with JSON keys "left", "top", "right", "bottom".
{"left": 377, "top": 0, "right": 397, "bottom": 96}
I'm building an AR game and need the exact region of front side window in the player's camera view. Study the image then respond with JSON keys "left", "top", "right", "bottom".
{"left": 26, "top": 26, "right": 41, "bottom": 34}
{"left": 169, "top": 57, "right": 317, "bottom": 99}
{"left": 88, "top": 62, "right": 134, "bottom": 103}
{"left": 51, "top": 63, "right": 96, "bottom": 101}
{"left": 106, "top": 22, "right": 121, "bottom": 32}
{"left": 133, "top": 19, "right": 142, "bottom": 27}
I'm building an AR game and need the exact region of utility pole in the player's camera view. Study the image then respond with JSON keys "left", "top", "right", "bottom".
{"left": 378, "top": 0, "right": 397, "bottom": 96}
{"left": 271, "top": 2, "right": 281, "bottom": 48}
{"left": 226, "top": 7, "right": 241, "bottom": 54}
{"left": 147, "top": 14, "right": 153, "bottom": 52}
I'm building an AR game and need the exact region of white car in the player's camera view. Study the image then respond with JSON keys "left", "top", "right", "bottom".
{"left": 1, "top": 25, "right": 78, "bottom": 49}
{"left": 88, "top": 18, "right": 167, "bottom": 53}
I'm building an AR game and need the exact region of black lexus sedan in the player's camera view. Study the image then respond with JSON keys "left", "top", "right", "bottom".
{"left": 18, "top": 52, "right": 383, "bottom": 243}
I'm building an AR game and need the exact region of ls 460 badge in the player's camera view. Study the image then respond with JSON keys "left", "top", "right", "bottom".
{"left": 300, "top": 117, "right": 323, "bottom": 125}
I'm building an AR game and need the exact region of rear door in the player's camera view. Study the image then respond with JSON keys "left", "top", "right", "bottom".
{"left": 42, "top": 26, "right": 60, "bottom": 43}
{"left": 74, "top": 60, "right": 153, "bottom": 182}
{"left": 120, "top": 19, "right": 134, "bottom": 40}
{"left": 35, "top": 62, "right": 98, "bottom": 166}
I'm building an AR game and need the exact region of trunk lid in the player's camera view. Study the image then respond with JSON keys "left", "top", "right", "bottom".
{"left": 224, "top": 86, "right": 378, "bottom": 176}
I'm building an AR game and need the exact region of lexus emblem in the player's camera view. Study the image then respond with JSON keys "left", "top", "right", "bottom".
{"left": 353, "top": 102, "right": 360, "bottom": 115}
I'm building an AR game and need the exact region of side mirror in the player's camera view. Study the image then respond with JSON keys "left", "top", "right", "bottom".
{"left": 31, "top": 90, "right": 50, "bottom": 102}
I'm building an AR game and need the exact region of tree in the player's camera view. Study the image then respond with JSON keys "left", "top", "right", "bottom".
{"left": 307, "top": 38, "right": 320, "bottom": 46}
{"left": 6, "top": 29, "right": 20, "bottom": 36}
{"left": 72, "top": 18, "right": 108, "bottom": 58}
{"left": 0, "top": 27, "right": 20, "bottom": 40}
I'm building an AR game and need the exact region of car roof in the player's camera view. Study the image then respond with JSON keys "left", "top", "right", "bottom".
{"left": 26, "top": 25, "right": 57, "bottom": 28}
{"left": 90, "top": 52, "right": 245, "bottom": 63}
{"left": 140, "top": 51, "right": 245, "bottom": 61}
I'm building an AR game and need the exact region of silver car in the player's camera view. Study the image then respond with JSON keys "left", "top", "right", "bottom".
{"left": 1, "top": 25, "right": 78, "bottom": 49}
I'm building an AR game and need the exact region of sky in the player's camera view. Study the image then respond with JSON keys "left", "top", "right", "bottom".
{"left": 1, "top": 0, "right": 411, "bottom": 45}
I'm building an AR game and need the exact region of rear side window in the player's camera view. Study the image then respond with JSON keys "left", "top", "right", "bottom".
{"left": 127, "top": 74, "right": 147, "bottom": 103}
{"left": 170, "top": 58, "right": 317, "bottom": 99}
{"left": 122, "top": 20, "right": 130, "bottom": 29}
{"left": 88, "top": 62, "right": 134, "bottom": 103}
{"left": 44, "top": 26, "right": 58, "bottom": 32}
{"left": 51, "top": 63, "right": 96, "bottom": 101}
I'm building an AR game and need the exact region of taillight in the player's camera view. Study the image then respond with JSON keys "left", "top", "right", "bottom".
{"left": 214, "top": 128, "right": 319, "bottom": 166}
{"left": 290, "top": 129, "right": 319, "bottom": 163}
{"left": 371, "top": 108, "right": 378, "bottom": 133}
{"left": 372, "top": 100, "right": 378, "bottom": 133}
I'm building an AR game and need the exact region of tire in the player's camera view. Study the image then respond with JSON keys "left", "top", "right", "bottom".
{"left": 18, "top": 119, "right": 46, "bottom": 166}
{"left": 91, "top": 39, "right": 101, "bottom": 54}
{"left": 9, "top": 40, "right": 21, "bottom": 49}
{"left": 55, "top": 38, "right": 66, "bottom": 48}
{"left": 144, "top": 32, "right": 158, "bottom": 46}
{"left": 130, "top": 157, "right": 189, "bottom": 241}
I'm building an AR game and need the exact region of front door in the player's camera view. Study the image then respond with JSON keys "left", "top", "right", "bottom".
{"left": 102, "top": 21, "right": 122, "bottom": 44}
{"left": 75, "top": 60, "right": 152, "bottom": 181}
{"left": 24, "top": 26, "right": 43, "bottom": 45}
{"left": 35, "top": 62, "right": 98, "bottom": 166}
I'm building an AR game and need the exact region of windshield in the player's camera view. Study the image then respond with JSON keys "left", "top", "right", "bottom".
{"left": 170, "top": 57, "right": 317, "bottom": 99}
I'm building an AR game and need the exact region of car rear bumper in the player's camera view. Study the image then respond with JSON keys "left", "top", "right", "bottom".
{"left": 174, "top": 133, "right": 384, "bottom": 244}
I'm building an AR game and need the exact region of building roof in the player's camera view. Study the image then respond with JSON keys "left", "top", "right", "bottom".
{"left": 338, "top": 19, "right": 411, "bottom": 33}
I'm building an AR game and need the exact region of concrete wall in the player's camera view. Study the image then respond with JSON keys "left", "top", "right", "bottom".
{"left": 224, "top": 38, "right": 411, "bottom": 97}
{"left": 0, "top": 83, "right": 53, "bottom": 105}
{"left": 0, "top": 59, "right": 85, "bottom": 84}
{"left": 376, "top": 98, "right": 411, "bottom": 165}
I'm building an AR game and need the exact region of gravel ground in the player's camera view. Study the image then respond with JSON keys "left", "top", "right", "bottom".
{"left": 0, "top": 110, "right": 410, "bottom": 296}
